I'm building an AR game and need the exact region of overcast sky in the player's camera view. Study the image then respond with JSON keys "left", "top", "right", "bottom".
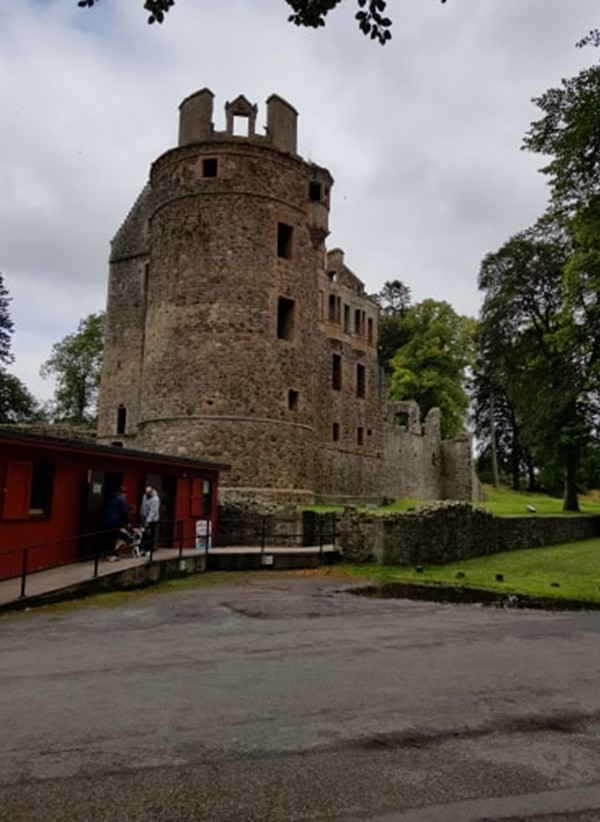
{"left": 1, "top": 0, "right": 599, "bottom": 401}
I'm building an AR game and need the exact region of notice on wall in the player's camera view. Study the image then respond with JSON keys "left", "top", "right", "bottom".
{"left": 195, "top": 519, "right": 212, "bottom": 550}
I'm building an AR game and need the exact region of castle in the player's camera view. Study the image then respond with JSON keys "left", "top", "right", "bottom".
{"left": 96, "top": 89, "right": 475, "bottom": 504}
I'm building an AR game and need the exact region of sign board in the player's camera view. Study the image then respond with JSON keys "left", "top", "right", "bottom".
{"left": 195, "top": 519, "right": 212, "bottom": 550}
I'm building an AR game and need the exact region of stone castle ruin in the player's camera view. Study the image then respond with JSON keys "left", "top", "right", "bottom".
{"left": 97, "top": 88, "right": 476, "bottom": 504}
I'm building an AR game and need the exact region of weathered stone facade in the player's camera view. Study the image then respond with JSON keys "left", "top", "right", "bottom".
{"left": 97, "top": 88, "right": 476, "bottom": 504}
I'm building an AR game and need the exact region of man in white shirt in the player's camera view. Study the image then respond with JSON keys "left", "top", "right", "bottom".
{"left": 140, "top": 485, "right": 160, "bottom": 555}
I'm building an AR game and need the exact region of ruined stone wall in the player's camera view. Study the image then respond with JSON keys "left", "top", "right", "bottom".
{"left": 382, "top": 403, "right": 444, "bottom": 499}
{"left": 339, "top": 504, "right": 600, "bottom": 565}
{"left": 313, "top": 251, "right": 385, "bottom": 502}
{"left": 441, "top": 435, "right": 477, "bottom": 500}
{"left": 97, "top": 185, "right": 153, "bottom": 445}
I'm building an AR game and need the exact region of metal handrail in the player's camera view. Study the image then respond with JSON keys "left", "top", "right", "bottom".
{"left": 2, "top": 513, "right": 339, "bottom": 599}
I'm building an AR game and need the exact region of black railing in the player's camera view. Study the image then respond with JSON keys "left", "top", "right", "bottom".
{"left": 1, "top": 513, "right": 339, "bottom": 600}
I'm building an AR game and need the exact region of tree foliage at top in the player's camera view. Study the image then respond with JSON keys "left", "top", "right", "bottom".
{"left": 0, "top": 272, "right": 14, "bottom": 369}
{"left": 0, "top": 272, "right": 39, "bottom": 424}
{"left": 40, "top": 312, "right": 105, "bottom": 426}
{"left": 523, "top": 65, "right": 600, "bottom": 214}
{"left": 377, "top": 279, "right": 412, "bottom": 373}
{"left": 387, "top": 299, "right": 475, "bottom": 439}
{"left": 78, "top": 0, "right": 448, "bottom": 45}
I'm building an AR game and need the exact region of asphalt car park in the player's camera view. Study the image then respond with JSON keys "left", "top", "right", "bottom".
{"left": 2, "top": 572, "right": 600, "bottom": 821}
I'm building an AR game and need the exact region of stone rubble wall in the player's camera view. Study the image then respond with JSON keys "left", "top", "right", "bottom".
{"left": 339, "top": 503, "right": 600, "bottom": 565}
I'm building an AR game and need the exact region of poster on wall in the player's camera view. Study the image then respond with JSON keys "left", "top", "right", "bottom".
{"left": 195, "top": 519, "right": 212, "bottom": 550}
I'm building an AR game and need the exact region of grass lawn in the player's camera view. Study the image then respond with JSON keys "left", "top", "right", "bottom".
{"left": 475, "top": 485, "right": 600, "bottom": 516}
{"left": 340, "top": 538, "right": 600, "bottom": 604}
{"left": 304, "top": 486, "right": 600, "bottom": 517}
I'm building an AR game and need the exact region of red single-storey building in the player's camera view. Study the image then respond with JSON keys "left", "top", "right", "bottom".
{"left": 0, "top": 426, "right": 230, "bottom": 580}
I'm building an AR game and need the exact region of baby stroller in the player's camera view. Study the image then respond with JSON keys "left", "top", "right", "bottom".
{"left": 115, "top": 524, "right": 146, "bottom": 558}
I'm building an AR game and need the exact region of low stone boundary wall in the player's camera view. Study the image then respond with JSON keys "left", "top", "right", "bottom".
{"left": 339, "top": 503, "right": 600, "bottom": 566}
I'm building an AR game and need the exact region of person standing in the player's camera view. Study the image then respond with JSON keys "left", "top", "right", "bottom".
{"left": 102, "top": 485, "right": 129, "bottom": 561}
{"left": 140, "top": 485, "right": 160, "bottom": 555}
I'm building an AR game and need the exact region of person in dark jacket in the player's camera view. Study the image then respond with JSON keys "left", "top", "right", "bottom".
{"left": 102, "top": 485, "right": 129, "bottom": 561}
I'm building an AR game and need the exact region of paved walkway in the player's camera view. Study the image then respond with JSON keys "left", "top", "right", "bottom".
{"left": 0, "top": 544, "right": 336, "bottom": 608}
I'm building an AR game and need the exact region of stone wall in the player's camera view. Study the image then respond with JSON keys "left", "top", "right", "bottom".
{"left": 339, "top": 503, "right": 600, "bottom": 565}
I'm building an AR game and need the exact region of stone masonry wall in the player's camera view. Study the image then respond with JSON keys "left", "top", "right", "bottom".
{"left": 339, "top": 503, "right": 600, "bottom": 565}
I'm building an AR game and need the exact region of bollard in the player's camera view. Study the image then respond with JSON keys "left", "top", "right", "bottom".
{"left": 19, "top": 547, "right": 29, "bottom": 599}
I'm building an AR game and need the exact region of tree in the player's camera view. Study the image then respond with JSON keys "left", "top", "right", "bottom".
{"left": 0, "top": 373, "right": 38, "bottom": 424}
{"left": 0, "top": 272, "right": 14, "bottom": 368}
{"left": 516, "top": 64, "right": 600, "bottom": 507}
{"left": 476, "top": 221, "right": 593, "bottom": 511}
{"left": 387, "top": 299, "right": 475, "bottom": 438}
{"left": 377, "top": 279, "right": 412, "bottom": 373}
{"left": 40, "top": 313, "right": 105, "bottom": 426}
{"left": 77, "top": 0, "right": 448, "bottom": 44}
{"left": 523, "top": 65, "right": 600, "bottom": 214}
{"left": 0, "top": 272, "right": 40, "bottom": 424}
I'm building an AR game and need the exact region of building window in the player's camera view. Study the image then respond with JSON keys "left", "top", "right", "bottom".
{"left": 332, "top": 354, "right": 342, "bottom": 390}
{"left": 332, "top": 422, "right": 340, "bottom": 441}
{"left": 288, "top": 389, "right": 299, "bottom": 411}
{"left": 277, "top": 297, "right": 295, "bottom": 340}
{"left": 116, "top": 405, "right": 127, "bottom": 435}
{"left": 367, "top": 317, "right": 374, "bottom": 344}
{"left": 343, "top": 304, "right": 350, "bottom": 333}
{"left": 203, "top": 158, "right": 218, "bottom": 177}
{"left": 357, "top": 427, "right": 364, "bottom": 446}
{"left": 309, "top": 181, "right": 322, "bottom": 201}
{"left": 29, "top": 462, "right": 54, "bottom": 520}
{"left": 354, "top": 308, "right": 362, "bottom": 334}
{"left": 277, "top": 223, "right": 293, "bottom": 259}
{"left": 356, "top": 364, "right": 366, "bottom": 398}
{"left": 328, "top": 295, "right": 335, "bottom": 322}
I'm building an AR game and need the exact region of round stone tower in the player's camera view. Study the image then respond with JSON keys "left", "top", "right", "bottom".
{"left": 98, "top": 89, "right": 333, "bottom": 503}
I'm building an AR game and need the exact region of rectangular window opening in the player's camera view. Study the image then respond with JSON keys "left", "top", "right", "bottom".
{"left": 332, "top": 354, "right": 342, "bottom": 391}
{"left": 343, "top": 304, "right": 350, "bottom": 333}
{"left": 288, "top": 389, "right": 299, "bottom": 411}
{"left": 356, "top": 364, "right": 366, "bottom": 398}
{"left": 277, "top": 296, "right": 295, "bottom": 340}
{"left": 116, "top": 405, "right": 127, "bottom": 435}
{"left": 357, "top": 427, "right": 364, "bottom": 446}
{"left": 354, "top": 308, "right": 362, "bottom": 334}
{"left": 332, "top": 422, "right": 340, "bottom": 442}
{"left": 309, "top": 181, "right": 322, "bottom": 202}
{"left": 328, "top": 294, "right": 337, "bottom": 323}
{"left": 277, "top": 222, "right": 293, "bottom": 259}
{"left": 203, "top": 158, "right": 218, "bottom": 178}
{"left": 367, "top": 317, "right": 374, "bottom": 344}
{"left": 29, "top": 462, "right": 54, "bottom": 520}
